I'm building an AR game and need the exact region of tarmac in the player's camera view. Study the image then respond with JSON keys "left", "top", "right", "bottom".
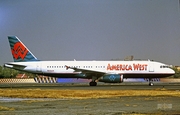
{"left": 0, "top": 82, "right": 180, "bottom": 90}
{"left": 0, "top": 82, "right": 180, "bottom": 115}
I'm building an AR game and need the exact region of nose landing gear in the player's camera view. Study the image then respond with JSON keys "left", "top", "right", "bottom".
{"left": 149, "top": 78, "right": 154, "bottom": 86}
{"left": 149, "top": 82, "right": 154, "bottom": 86}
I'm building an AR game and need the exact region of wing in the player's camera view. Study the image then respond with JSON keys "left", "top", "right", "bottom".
{"left": 65, "top": 65, "right": 121, "bottom": 78}
{"left": 65, "top": 65, "right": 106, "bottom": 77}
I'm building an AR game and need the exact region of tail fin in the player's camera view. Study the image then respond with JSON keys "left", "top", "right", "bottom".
{"left": 8, "top": 36, "right": 39, "bottom": 62}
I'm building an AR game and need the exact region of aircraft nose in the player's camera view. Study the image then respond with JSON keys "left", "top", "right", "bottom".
{"left": 169, "top": 69, "right": 175, "bottom": 74}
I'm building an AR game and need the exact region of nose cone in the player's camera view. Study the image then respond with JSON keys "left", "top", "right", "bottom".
{"left": 169, "top": 68, "right": 175, "bottom": 75}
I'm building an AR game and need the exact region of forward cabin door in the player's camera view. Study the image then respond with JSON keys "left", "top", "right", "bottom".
{"left": 36, "top": 62, "right": 42, "bottom": 72}
{"left": 149, "top": 62, "right": 154, "bottom": 72}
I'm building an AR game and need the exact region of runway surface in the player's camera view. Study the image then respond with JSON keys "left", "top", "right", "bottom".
{"left": 0, "top": 82, "right": 180, "bottom": 90}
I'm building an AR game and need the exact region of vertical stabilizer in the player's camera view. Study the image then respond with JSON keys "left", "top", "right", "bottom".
{"left": 8, "top": 36, "right": 39, "bottom": 62}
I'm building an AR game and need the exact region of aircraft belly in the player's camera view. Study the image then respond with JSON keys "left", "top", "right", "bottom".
{"left": 123, "top": 73, "right": 174, "bottom": 78}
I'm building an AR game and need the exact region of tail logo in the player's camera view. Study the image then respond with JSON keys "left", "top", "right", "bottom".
{"left": 11, "top": 42, "right": 28, "bottom": 60}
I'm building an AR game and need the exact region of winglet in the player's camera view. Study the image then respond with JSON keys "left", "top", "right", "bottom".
{"left": 8, "top": 36, "right": 39, "bottom": 62}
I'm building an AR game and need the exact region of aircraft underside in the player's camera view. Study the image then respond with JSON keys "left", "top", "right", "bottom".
{"left": 38, "top": 73, "right": 174, "bottom": 86}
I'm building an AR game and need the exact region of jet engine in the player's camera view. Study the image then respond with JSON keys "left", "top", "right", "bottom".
{"left": 98, "top": 74, "right": 123, "bottom": 83}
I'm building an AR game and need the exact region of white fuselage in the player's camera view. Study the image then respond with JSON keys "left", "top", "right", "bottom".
{"left": 5, "top": 60, "right": 175, "bottom": 79}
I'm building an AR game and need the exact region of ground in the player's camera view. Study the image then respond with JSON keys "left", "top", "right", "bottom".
{"left": 0, "top": 96, "right": 180, "bottom": 115}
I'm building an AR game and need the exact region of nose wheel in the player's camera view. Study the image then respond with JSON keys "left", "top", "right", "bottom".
{"left": 149, "top": 82, "right": 154, "bottom": 86}
{"left": 148, "top": 78, "right": 154, "bottom": 86}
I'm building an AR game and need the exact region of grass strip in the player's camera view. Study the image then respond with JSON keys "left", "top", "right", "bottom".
{"left": 0, "top": 88, "right": 180, "bottom": 99}
{"left": 0, "top": 106, "right": 15, "bottom": 111}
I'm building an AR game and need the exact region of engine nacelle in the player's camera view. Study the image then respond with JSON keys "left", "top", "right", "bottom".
{"left": 99, "top": 74, "right": 123, "bottom": 83}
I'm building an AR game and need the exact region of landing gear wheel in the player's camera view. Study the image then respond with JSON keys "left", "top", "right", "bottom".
{"left": 149, "top": 82, "right": 154, "bottom": 86}
{"left": 89, "top": 81, "right": 97, "bottom": 86}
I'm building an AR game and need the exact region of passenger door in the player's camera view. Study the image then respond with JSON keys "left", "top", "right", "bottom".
{"left": 36, "top": 62, "right": 42, "bottom": 72}
{"left": 149, "top": 62, "right": 154, "bottom": 72}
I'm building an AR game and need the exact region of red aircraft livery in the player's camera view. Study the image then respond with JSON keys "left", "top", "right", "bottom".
{"left": 11, "top": 42, "right": 28, "bottom": 60}
{"left": 107, "top": 63, "right": 148, "bottom": 71}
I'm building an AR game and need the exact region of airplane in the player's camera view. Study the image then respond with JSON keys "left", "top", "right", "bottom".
{"left": 4, "top": 36, "right": 175, "bottom": 86}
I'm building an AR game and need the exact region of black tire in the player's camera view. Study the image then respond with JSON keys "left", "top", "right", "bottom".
{"left": 89, "top": 82, "right": 97, "bottom": 86}
{"left": 149, "top": 82, "right": 154, "bottom": 86}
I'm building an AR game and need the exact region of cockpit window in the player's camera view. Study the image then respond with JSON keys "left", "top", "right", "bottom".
{"left": 160, "top": 65, "right": 169, "bottom": 68}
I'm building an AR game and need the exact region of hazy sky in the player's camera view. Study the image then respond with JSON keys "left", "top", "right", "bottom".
{"left": 0, "top": 0, "right": 180, "bottom": 65}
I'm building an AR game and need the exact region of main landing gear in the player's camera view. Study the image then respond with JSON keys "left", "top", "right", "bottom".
{"left": 89, "top": 76, "right": 97, "bottom": 86}
{"left": 89, "top": 81, "right": 97, "bottom": 86}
